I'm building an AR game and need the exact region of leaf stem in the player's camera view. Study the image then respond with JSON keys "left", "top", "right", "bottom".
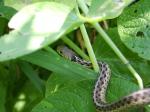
{"left": 75, "top": 3, "right": 99, "bottom": 72}
{"left": 80, "top": 24, "right": 99, "bottom": 72}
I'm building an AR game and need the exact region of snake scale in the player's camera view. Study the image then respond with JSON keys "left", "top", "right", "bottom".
{"left": 57, "top": 45, "right": 150, "bottom": 112}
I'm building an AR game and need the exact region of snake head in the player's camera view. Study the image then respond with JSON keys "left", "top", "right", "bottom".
{"left": 57, "top": 45, "right": 77, "bottom": 60}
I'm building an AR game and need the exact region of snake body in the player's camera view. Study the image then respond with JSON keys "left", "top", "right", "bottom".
{"left": 57, "top": 45, "right": 150, "bottom": 112}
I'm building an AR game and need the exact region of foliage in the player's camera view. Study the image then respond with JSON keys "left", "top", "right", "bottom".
{"left": 0, "top": 0, "right": 150, "bottom": 112}
{"left": 118, "top": 0, "right": 150, "bottom": 60}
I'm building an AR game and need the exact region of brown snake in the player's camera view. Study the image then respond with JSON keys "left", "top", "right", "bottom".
{"left": 57, "top": 45, "right": 150, "bottom": 112}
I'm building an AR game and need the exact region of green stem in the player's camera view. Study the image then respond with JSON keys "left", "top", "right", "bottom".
{"left": 75, "top": 3, "right": 99, "bottom": 72}
{"left": 62, "top": 36, "right": 89, "bottom": 60}
{"left": 80, "top": 24, "right": 99, "bottom": 72}
{"left": 77, "top": 0, "right": 88, "bottom": 15}
{"left": 93, "top": 23, "right": 143, "bottom": 89}
{"left": 77, "top": 0, "right": 143, "bottom": 89}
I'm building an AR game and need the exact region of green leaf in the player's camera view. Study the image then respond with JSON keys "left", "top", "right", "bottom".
{"left": 145, "top": 105, "right": 150, "bottom": 112}
{"left": 22, "top": 49, "right": 96, "bottom": 112}
{"left": 14, "top": 81, "right": 43, "bottom": 112}
{"left": 0, "top": 6, "right": 17, "bottom": 20}
{"left": 0, "top": 17, "right": 8, "bottom": 36}
{"left": 118, "top": 0, "right": 150, "bottom": 60}
{"left": 0, "top": 83, "right": 6, "bottom": 112}
{"left": 84, "top": 0, "right": 92, "bottom": 6}
{"left": 20, "top": 62, "right": 45, "bottom": 95}
{"left": 0, "top": 0, "right": 4, "bottom": 5}
{"left": 87, "top": 0, "right": 135, "bottom": 22}
{"left": 49, "top": 0, "right": 76, "bottom": 9}
{"left": 0, "top": 2, "right": 82, "bottom": 61}
{"left": 0, "top": 6, "right": 17, "bottom": 36}
{"left": 4, "top": 0, "right": 39, "bottom": 10}
{"left": 33, "top": 74, "right": 139, "bottom": 112}
{"left": 22, "top": 49, "right": 95, "bottom": 80}
{"left": 32, "top": 74, "right": 95, "bottom": 112}
{"left": 4, "top": 0, "right": 77, "bottom": 10}
{"left": 0, "top": 64, "right": 9, "bottom": 112}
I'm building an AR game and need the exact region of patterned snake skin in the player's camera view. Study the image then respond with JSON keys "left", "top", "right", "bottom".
{"left": 57, "top": 45, "right": 150, "bottom": 112}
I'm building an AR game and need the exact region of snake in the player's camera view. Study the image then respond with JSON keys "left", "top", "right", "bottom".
{"left": 57, "top": 45, "right": 150, "bottom": 112}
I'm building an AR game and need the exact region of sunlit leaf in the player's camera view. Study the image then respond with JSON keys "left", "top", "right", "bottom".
{"left": 118, "top": 0, "right": 150, "bottom": 60}
{"left": 0, "top": 2, "right": 82, "bottom": 61}
{"left": 86, "top": 0, "right": 135, "bottom": 22}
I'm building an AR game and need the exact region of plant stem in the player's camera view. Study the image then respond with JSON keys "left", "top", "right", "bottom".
{"left": 77, "top": 0, "right": 88, "bottom": 15}
{"left": 62, "top": 36, "right": 89, "bottom": 60}
{"left": 93, "top": 23, "right": 143, "bottom": 89}
{"left": 75, "top": 3, "right": 99, "bottom": 72}
{"left": 80, "top": 24, "right": 99, "bottom": 72}
{"left": 77, "top": 0, "right": 143, "bottom": 89}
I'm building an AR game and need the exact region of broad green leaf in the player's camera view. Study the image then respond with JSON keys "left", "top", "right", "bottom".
{"left": 33, "top": 71, "right": 138, "bottom": 112}
{"left": 4, "top": 0, "right": 37, "bottom": 10}
{"left": 37, "top": 73, "right": 139, "bottom": 112}
{"left": 0, "top": 2, "right": 82, "bottom": 61}
{"left": 87, "top": 0, "right": 135, "bottom": 22}
{"left": 118, "top": 0, "right": 150, "bottom": 60}
{"left": 45, "top": 73, "right": 94, "bottom": 97}
{"left": 0, "top": 6, "right": 17, "bottom": 20}
{"left": 4, "top": 0, "right": 76, "bottom": 10}
{"left": 32, "top": 77, "right": 95, "bottom": 112}
{"left": 22, "top": 49, "right": 96, "bottom": 80}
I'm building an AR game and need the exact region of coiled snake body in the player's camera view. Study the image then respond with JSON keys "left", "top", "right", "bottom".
{"left": 57, "top": 46, "right": 150, "bottom": 112}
